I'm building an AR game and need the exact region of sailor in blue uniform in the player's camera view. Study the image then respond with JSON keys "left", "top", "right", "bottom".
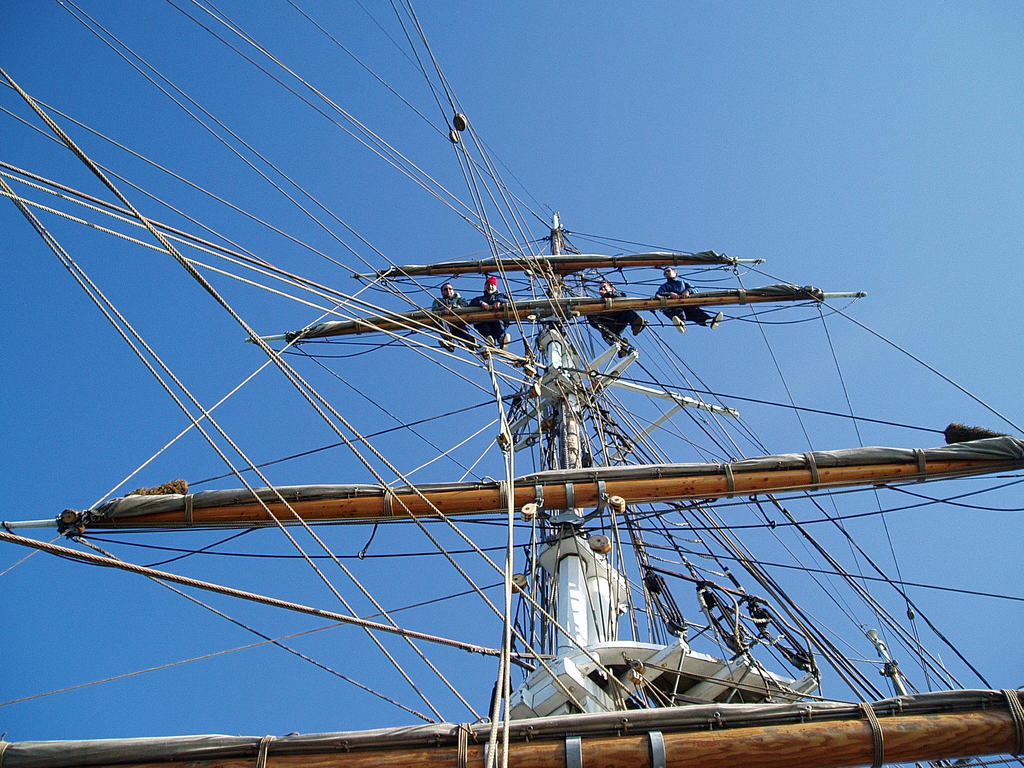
{"left": 431, "top": 282, "right": 475, "bottom": 350}
{"left": 655, "top": 267, "right": 724, "bottom": 333}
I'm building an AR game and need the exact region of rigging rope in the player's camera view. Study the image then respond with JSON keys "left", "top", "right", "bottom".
{"left": 3, "top": 73, "right": 498, "bottom": 717}
{"left": 0, "top": 533, "right": 62, "bottom": 578}
{"left": 73, "top": 535, "right": 436, "bottom": 721}
{"left": 0, "top": 529, "right": 505, "bottom": 656}
{"left": 61, "top": 0, "right": 379, "bottom": 274}
{"left": 168, "top": 0, "right": 519, "bottom": 255}
{"left": 817, "top": 303, "right": 926, "bottom": 691}
{"left": 484, "top": 353, "right": 515, "bottom": 768}
{"left": 0, "top": 576, "right": 507, "bottom": 713}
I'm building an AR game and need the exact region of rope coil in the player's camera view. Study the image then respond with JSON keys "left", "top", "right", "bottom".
{"left": 723, "top": 463, "right": 736, "bottom": 497}
{"left": 456, "top": 723, "right": 470, "bottom": 768}
{"left": 382, "top": 487, "right": 396, "bottom": 517}
{"left": 498, "top": 480, "right": 511, "bottom": 513}
{"left": 1003, "top": 689, "right": 1024, "bottom": 755}
{"left": 803, "top": 452, "right": 820, "bottom": 487}
{"left": 255, "top": 735, "right": 273, "bottom": 768}
{"left": 859, "top": 701, "right": 884, "bottom": 768}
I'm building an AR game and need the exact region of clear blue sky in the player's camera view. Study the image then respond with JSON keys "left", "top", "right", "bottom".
{"left": 2, "top": 0, "right": 1022, "bottom": 743}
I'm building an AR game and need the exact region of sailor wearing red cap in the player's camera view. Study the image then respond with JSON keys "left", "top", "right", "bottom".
{"left": 469, "top": 275, "right": 512, "bottom": 349}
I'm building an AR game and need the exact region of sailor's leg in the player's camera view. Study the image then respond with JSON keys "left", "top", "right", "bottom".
{"left": 606, "top": 314, "right": 629, "bottom": 337}
{"left": 662, "top": 307, "right": 686, "bottom": 333}
{"left": 472, "top": 322, "right": 497, "bottom": 346}
{"left": 434, "top": 320, "right": 456, "bottom": 350}
{"left": 590, "top": 316, "right": 620, "bottom": 346}
{"left": 457, "top": 328, "right": 477, "bottom": 347}
{"left": 683, "top": 305, "right": 713, "bottom": 327}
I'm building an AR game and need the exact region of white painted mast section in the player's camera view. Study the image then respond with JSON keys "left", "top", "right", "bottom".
{"left": 543, "top": 216, "right": 588, "bottom": 660}
{"left": 512, "top": 216, "right": 628, "bottom": 715}
{"left": 553, "top": 550, "right": 591, "bottom": 656}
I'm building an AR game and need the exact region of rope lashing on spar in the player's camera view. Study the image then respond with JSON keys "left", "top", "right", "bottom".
{"left": 859, "top": 701, "right": 885, "bottom": 768}
{"left": 1004, "top": 689, "right": 1024, "bottom": 755}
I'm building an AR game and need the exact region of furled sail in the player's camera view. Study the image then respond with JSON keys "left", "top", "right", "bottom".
{"left": 360, "top": 250, "right": 751, "bottom": 278}
{"left": 63, "top": 436, "right": 1024, "bottom": 530}
{"left": 268, "top": 284, "right": 854, "bottom": 342}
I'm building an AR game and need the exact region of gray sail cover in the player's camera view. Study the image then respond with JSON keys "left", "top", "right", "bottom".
{"left": 81, "top": 437, "right": 1024, "bottom": 524}
{"left": 524, "top": 435, "right": 1024, "bottom": 483}
{"left": 1, "top": 690, "right": 1017, "bottom": 767}
{"left": 369, "top": 250, "right": 737, "bottom": 277}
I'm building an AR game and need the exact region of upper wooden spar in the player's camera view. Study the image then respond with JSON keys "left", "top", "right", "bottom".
{"left": 266, "top": 285, "right": 860, "bottom": 342}
{"left": 357, "top": 250, "right": 758, "bottom": 278}
{"left": 65, "top": 437, "right": 1024, "bottom": 530}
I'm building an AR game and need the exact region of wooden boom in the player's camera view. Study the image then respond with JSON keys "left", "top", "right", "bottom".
{"left": 3, "top": 690, "right": 1021, "bottom": 768}
{"left": 270, "top": 285, "right": 855, "bottom": 342}
{"left": 68, "top": 437, "right": 1024, "bottom": 530}
{"left": 160, "top": 711, "right": 1018, "bottom": 768}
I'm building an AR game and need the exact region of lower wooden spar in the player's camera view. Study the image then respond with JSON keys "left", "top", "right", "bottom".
{"left": 6, "top": 691, "right": 1020, "bottom": 767}
{"left": 60, "top": 709, "right": 1019, "bottom": 768}
{"left": 78, "top": 449, "right": 1024, "bottom": 529}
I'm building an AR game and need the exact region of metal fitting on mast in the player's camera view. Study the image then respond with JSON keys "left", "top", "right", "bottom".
{"left": 865, "top": 628, "right": 910, "bottom": 696}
